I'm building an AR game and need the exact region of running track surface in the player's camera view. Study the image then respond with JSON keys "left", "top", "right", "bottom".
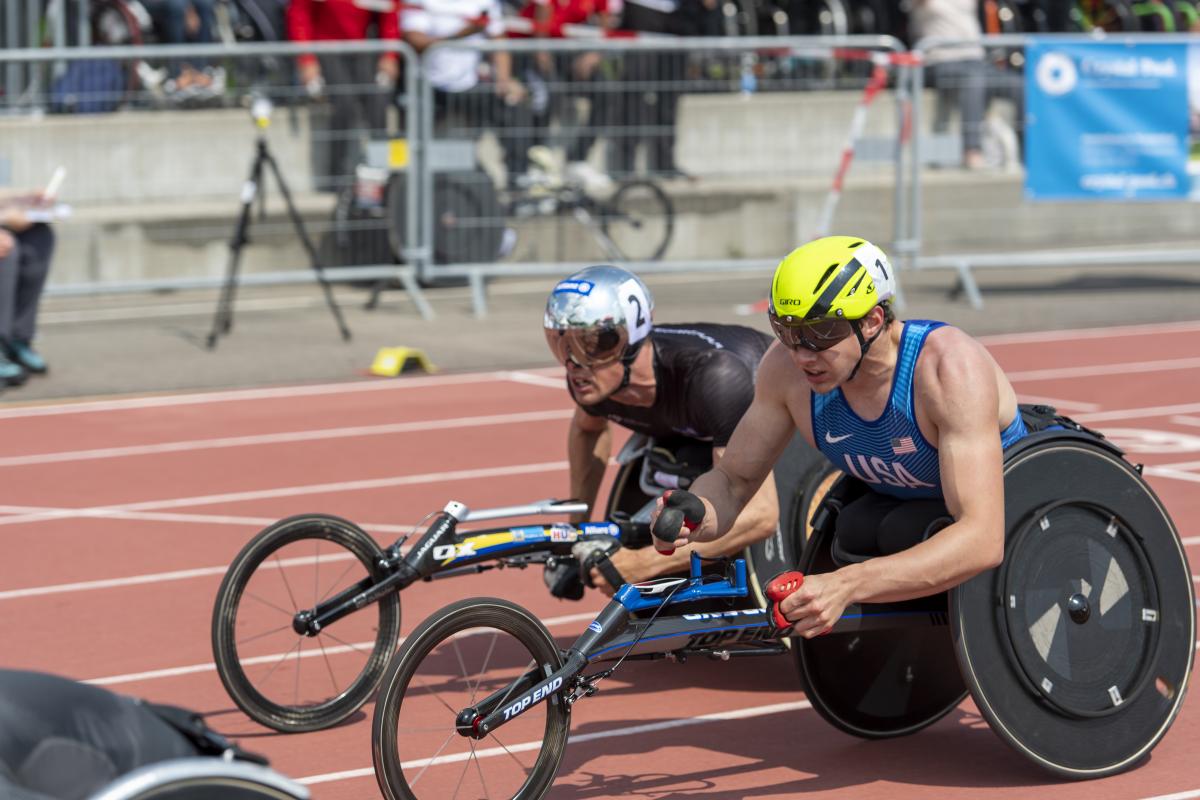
{"left": 6, "top": 320, "right": 1200, "bottom": 800}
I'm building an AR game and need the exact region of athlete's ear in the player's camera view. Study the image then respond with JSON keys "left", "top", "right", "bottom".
{"left": 860, "top": 304, "right": 887, "bottom": 339}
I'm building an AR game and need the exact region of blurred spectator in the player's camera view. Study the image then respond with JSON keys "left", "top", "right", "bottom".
{"left": 910, "top": 0, "right": 1024, "bottom": 169}
{"left": 609, "top": 0, "right": 690, "bottom": 178}
{"left": 140, "top": 0, "right": 225, "bottom": 97}
{"left": 0, "top": 193, "right": 55, "bottom": 389}
{"left": 519, "top": 0, "right": 616, "bottom": 191}
{"left": 402, "top": 0, "right": 538, "bottom": 189}
{"left": 288, "top": 0, "right": 400, "bottom": 192}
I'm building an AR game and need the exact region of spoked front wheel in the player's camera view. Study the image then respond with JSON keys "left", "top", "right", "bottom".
{"left": 599, "top": 180, "right": 674, "bottom": 262}
{"left": 212, "top": 514, "right": 402, "bottom": 732}
{"left": 373, "top": 598, "right": 570, "bottom": 800}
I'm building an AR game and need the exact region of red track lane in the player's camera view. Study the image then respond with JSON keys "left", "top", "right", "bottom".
{"left": 4, "top": 322, "right": 1200, "bottom": 800}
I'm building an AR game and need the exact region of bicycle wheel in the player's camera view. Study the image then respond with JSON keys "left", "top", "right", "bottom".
{"left": 373, "top": 598, "right": 570, "bottom": 800}
{"left": 599, "top": 180, "right": 674, "bottom": 262}
{"left": 212, "top": 514, "right": 401, "bottom": 732}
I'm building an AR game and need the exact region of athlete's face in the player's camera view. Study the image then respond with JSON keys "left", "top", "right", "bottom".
{"left": 784, "top": 307, "right": 886, "bottom": 392}
{"left": 564, "top": 355, "right": 625, "bottom": 404}
{"left": 786, "top": 334, "right": 858, "bottom": 393}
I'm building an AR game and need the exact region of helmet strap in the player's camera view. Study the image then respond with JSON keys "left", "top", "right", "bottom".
{"left": 847, "top": 318, "right": 886, "bottom": 382}
{"left": 617, "top": 337, "right": 648, "bottom": 392}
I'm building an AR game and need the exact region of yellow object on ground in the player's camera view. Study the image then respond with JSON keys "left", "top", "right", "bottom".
{"left": 369, "top": 346, "right": 437, "bottom": 376}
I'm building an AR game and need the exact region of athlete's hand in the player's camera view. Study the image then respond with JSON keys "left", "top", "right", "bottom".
{"left": 778, "top": 570, "right": 854, "bottom": 638}
{"left": 589, "top": 547, "right": 657, "bottom": 596}
{"left": 649, "top": 490, "right": 705, "bottom": 555}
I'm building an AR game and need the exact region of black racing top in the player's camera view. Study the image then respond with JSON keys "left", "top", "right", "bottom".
{"left": 577, "top": 323, "right": 773, "bottom": 447}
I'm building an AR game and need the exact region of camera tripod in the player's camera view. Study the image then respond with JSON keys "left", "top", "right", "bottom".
{"left": 207, "top": 125, "right": 351, "bottom": 349}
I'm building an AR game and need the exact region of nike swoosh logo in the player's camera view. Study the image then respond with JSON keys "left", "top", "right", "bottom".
{"left": 825, "top": 432, "right": 853, "bottom": 444}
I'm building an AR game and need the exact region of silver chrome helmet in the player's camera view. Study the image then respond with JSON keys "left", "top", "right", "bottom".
{"left": 543, "top": 265, "right": 654, "bottom": 370}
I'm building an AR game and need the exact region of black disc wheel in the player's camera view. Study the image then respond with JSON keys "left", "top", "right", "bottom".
{"left": 746, "top": 451, "right": 839, "bottom": 609}
{"left": 794, "top": 518, "right": 967, "bottom": 738}
{"left": 212, "top": 514, "right": 401, "bottom": 732}
{"left": 954, "top": 435, "right": 1195, "bottom": 778}
{"left": 372, "top": 598, "right": 570, "bottom": 800}
{"left": 604, "top": 454, "right": 653, "bottom": 521}
{"left": 599, "top": 180, "right": 674, "bottom": 262}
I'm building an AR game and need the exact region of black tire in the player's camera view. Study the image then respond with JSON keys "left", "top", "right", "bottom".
{"left": 600, "top": 180, "right": 674, "bottom": 262}
{"left": 387, "top": 170, "right": 505, "bottom": 287}
{"left": 372, "top": 598, "right": 570, "bottom": 800}
{"left": 212, "top": 514, "right": 401, "bottom": 733}
{"left": 603, "top": 455, "right": 653, "bottom": 520}
{"left": 746, "top": 457, "right": 841, "bottom": 608}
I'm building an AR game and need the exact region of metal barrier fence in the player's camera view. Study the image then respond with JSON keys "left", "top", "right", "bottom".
{"left": 905, "top": 33, "right": 1200, "bottom": 308}
{"left": 414, "top": 35, "right": 911, "bottom": 304}
{"left": 0, "top": 35, "right": 911, "bottom": 316}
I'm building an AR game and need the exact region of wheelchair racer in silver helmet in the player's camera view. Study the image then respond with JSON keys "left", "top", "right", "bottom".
{"left": 543, "top": 265, "right": 654, "bottom": 396}
{"left": 542, "top": 265, "right": 791, "bottom": 598}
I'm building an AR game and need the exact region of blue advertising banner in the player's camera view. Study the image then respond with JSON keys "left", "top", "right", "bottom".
{"left": 1025, "top": 40, "right": 1190, "bottom": 201}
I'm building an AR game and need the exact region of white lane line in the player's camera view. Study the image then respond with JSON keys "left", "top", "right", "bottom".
{"left": 0, "top": 507, "right": 414, "bottom": 532}
{"left": 0, "top": 551, "right": 358, "bottom": 601}
{"left": 980, "top": 319, "right": 1200, "bottom": 346}
{"left": 1141, "top": 791, "right": 1200, "bottom": 800}
{"left": 82, "top": 611, "right": 600, "bottom": 688}
{"left": 1009, "top": 357, "right": 1200, "bottom": 383}
{"left": 1171, "top": 416, "right": 1200, "bottom": 428}
{"left": 1146, "top": 466, "right": 1200, "bottom": 484}
{"left": 297, "top": 699, "right": 815, "bottom": 786}
{"left": 1182, "top": 537, "right": 1200, "bottom": 546}
{"left": 1077, "top": 403, "right": 1200, "bottom": 424}
{"left": 0, "top": 368, "right": 562, "bottom": 420}
{"left": 507, "top": 372, "right": 566, "bottom": 390}
{"left": 0, "top": 408, "right": 572, "bottom": 468}
{"left": 1015, "top": 394, "right": 1101, "bottom": 413}
{"left": 0, "top": 459, "right": 570, "bottom": 528}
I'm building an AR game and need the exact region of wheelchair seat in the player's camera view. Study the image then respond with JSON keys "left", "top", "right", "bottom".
{"left": 86, "top": 758, "right": 309, "bottom": 800}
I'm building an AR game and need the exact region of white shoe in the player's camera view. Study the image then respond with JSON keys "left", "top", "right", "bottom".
{"left": 566, "top": 161, "right": 614, "bottom": 194}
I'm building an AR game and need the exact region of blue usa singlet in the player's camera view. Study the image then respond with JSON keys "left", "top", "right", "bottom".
{"left": 811, "top": 320, "right": 1028, "bottom": 500}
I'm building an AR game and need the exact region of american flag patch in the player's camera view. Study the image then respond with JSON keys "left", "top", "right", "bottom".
{"left": 891, "top": 436, "right": 917, "bottom": 455}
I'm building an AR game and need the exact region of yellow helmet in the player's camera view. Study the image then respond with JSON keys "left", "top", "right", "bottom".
{"left": 769, "top": 236, "right": 895, "bottom": 324}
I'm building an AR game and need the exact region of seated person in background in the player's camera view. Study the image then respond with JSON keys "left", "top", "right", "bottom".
{"left": 0, "top": 192, "right": 56, "bottom": 387}
{"left": 140, "top": 0, "right": 224, "bottom": 96}
{"left": 287, "top": 0, "right": 400, "bottom": 192}
{"left": 0, "top": 668, "right": 268, "bottom": 800}
{"left": 516, "top": 0, "right": 615, "bottom": 192}
{"left": 910, "top": 0, "right": 1024, "bottom": 169}
{"left": 543, "top": 264, "right": 783, "bottom": 594}
{"left": 401, "top": 0, "right": 536, "bottom": 189}
{"left": 652, "top": 236, "right": 1028, "bottom": 637}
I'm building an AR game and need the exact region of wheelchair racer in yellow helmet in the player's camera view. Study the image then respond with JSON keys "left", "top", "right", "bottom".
{"left": 650, "top": 235, "right": 1031, "bottom": 639}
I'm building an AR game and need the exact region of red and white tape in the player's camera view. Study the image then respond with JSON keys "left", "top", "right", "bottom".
{"left": 736, "top": 49, "right": 918, "bottom": 317}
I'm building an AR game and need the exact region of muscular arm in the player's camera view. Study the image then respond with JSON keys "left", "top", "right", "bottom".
{"left": 806, "top": 332, "right": 1007, "bottom": 615}
{"left": 567, "top": 406, "right": 611, "bottom": 523}
{"left": 684, "top": 347, "right": 797, "bottom": 544}
{"left": 849, "top": 333, "right": 1005, "bottom": 602}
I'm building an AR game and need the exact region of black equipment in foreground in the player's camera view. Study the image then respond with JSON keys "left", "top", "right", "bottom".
{"left": 207, "top": 95, "right": 351, "bottom": 350}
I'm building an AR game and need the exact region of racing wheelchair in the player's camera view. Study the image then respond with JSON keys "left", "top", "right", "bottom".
{"left": 368, "top": 414, "right": 1194, "bottom": 798}
{"left": 210, "top": 433, "right": 825, "bottom": 732}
